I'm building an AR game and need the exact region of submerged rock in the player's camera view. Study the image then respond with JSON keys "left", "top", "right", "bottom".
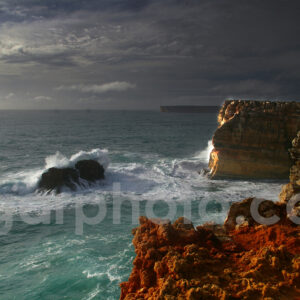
{"left": 38, "top": 159, "right": 105, "bottom": 194}
{"left": 209, "top": 100, "right": 300, "bottom": 179}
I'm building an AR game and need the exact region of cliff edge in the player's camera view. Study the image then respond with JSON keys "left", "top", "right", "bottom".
{"left": 209, "top": 100, "right": 300, "bottom": 179}
{"left": 120, "top": 208, "right": 299, "bottom": 300}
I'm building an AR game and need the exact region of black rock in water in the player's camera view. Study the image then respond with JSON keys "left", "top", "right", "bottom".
{"left": 75, "top": 159, "right": 105, "bottom": 181}
{"left": 38, "top": 159, "right": 105, "bottom": 194}
{"left": 38, "top": 167, "right": 79, "bottom": 194}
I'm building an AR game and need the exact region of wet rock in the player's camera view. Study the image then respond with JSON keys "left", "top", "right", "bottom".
{"left": 38, "top": 167, "right": 79, "bottom": 194}
{"left": 75, "top": 159, "right": 105, "bottom": 181}
{"left": 38, "top": 159, "right": 105, "bottom": 194}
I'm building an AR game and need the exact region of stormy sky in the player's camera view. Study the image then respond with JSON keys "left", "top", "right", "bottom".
{"left": 0, "top": 0, "right": 300, "bottom": 110}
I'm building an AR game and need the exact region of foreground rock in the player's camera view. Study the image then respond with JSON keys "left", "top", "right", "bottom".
{"left": 209, "top": 100, "right": 300, "bottom": 179}
{"left": 280, "top": 131, "right": 300, "bottom": 203}
{"left": 120, "top": 207, "right": 299, "bottom": 299}
{"left": 38, "top": 159, "right": 105, "bottom": 194}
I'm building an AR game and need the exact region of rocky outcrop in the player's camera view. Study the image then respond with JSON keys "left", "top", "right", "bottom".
{"left": 38, "top": 167, "right": 80, "bottom": 194}
{"left": 208, "top": 100, "right": 300, "bottom": 179}
{"left": 74, "top": 159, "right": 105, "bottom": 182}
{"left": 224, "top": 197, "right": 287, "bottom": 231}
{"left": 120, "top": 212, "right": 299, "bottom": 300}
{"left": 280, "top": 131, "right": 300, "bottom": 203}
{"left": 38, "top": 159, "right": 105, "bottom": 194}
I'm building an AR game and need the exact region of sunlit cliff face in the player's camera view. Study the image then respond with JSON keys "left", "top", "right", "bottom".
{"left": 208, "top": 100, "right": 300, "bottom": 179}
{"left": 218, "top": 101, "right": 238, "bottom": 126}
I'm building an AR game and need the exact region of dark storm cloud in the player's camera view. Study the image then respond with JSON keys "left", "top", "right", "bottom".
{"left": 0, "top": 0, "right": 152, "bottom": 22}
{"left": 0, "top": 0, "right": 299, "bottom": 109}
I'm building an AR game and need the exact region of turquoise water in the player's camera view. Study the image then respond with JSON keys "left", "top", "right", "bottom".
{"left": 0, "top": 111, "right": 283, "bottom": 299}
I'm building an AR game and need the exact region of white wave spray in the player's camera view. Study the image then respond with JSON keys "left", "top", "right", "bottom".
{"left": 45, "top": 148, "right": 110, "bottom": 170}
{"left": 194, "top": 140, "right": 213, "bottom": 163}
{"left": 0, "top": 148, "right": 109, "bottom": 195}
{"left": 0, "top": 144, "right": 283, "bottom": 219}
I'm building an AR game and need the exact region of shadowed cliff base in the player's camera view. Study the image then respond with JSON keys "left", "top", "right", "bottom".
{"left": 208, "top": 100, "right": 300, "bottom": 180}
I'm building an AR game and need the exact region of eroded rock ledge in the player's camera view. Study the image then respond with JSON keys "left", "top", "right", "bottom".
{"left": 209, "top": 100, "right": 300, "bottom": 179}
{"left": 120, "top": 201, "right": 299, "bottom": 300}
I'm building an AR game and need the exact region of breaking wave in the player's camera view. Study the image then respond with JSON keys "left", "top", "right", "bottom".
{"left": 193, "top": 140, "right": 213, "bottom": 163}
{"left": 0, "top": 148, "right": 109, "bottom": 195}
{"left": 45, "top": 149, "right": 110, "bottom": 170}
{"left": 0, "top": 145, "right": 283, "bottom": 217}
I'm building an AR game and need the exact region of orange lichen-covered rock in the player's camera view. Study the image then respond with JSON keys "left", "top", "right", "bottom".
{"left": 208, "top": 100, "right": 300, "bottom": 179}
{"left": 120, "top": 213, "right": 299, "bottom": 300}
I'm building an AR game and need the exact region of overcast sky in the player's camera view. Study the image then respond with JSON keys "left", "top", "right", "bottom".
{"left": 0, "top": 0, "right": 300, "bottom": 109}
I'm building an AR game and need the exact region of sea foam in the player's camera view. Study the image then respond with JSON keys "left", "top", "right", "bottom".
{"left": 0, "top": 146, "right": 283, "bottom": 219}
{"left": 45, "top": 148, "right": 110, "bottom": 170}
{"left": 0, "top": 148, "right": 109, "bottom": 195}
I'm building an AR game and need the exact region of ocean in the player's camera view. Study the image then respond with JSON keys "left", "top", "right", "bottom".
{"left": 0, "top": 110, "right": 283, "bottom": 299}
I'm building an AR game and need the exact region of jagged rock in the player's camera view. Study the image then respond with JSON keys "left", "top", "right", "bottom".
{"left": 209, "top": 100, "right": 300, "bottom": 179}
{"left": 224, "top": 197, "right": 287, "bottom": 231}
{"left": 38, "top": 159, "right": 105, "bottom": 194}
{"left": 280, "top": 183, "right": 300, "bottom": 203}
{"left": 75, "top": 159, "right": 105, "bottom": 181}
{"left": 38, "top": 167, "right": 79, "bottom": 194}
{"left": 280, "top": 131, "right": 300, "bottom": 203}
{"left": 120, "top": 215, "right": 300, "bottom": 300}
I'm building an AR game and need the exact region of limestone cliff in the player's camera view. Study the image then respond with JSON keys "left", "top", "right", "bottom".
{"left": 280, "top": 131, "right": 300, "bottom": 203}
{"left": 209, "top": 100, "right": 300, "bottom": 179}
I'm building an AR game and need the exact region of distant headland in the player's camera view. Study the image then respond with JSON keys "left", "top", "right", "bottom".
{"left": 160, "top": 105, "right": 220, "bottom": 113}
